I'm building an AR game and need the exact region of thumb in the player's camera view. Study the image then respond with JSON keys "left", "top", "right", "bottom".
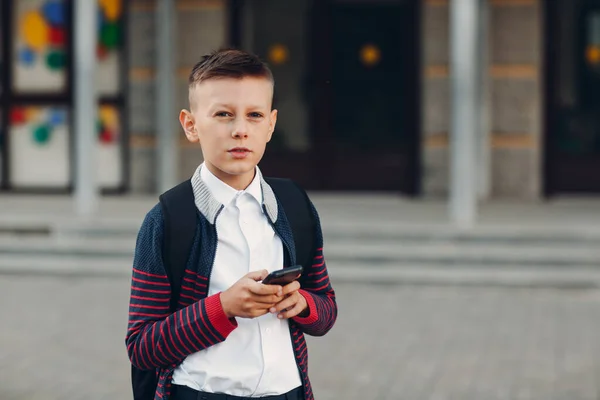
{"left": 246, "top": 269, "right": 269, "bottom": 281}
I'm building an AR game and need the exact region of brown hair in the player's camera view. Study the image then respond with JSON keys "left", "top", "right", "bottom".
{"left": 188, "top": 48, "right": 274, "bottom": 89}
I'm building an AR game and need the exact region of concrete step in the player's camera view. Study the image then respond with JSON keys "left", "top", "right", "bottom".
{"left": 0, "top": 237, "right": 136, "bottom": 257}
{"left": 4, "top": 212, "right": 600, "bottom": 243}
{"left": 326, "top": 260, "right": 600, "bottom": 288}
{"left": 0, "top": 254, "right": 130, "bottom": 277}
{"left": 325, "top": 240, "right": 600, "bottom": 267}
{"left": 1, "top": 254, "right": 599, "bottom": 288}
{"left": 324, "top": 227, "right": 600, "bottom": 245}
{"left": 53, "top": 223, "right": 600, "bottom": 243}
{"left": 0, "top": 236, "right": 598, "bottom": 268}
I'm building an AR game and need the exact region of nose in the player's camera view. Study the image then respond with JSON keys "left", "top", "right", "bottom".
{"left": 231, "top": 118, "right": 248, "bottom": 139}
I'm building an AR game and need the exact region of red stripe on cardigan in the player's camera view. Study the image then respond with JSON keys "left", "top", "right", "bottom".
{"left": 133, "top": 268, "right": 167, "bottom": 279}
{"left": 132, "top": 276, "right": 170, "bottom": 287}
{"left": 173, "top": 311, "right": 193, "bottom": 356}
{"left": 132, "top": 286, "right": 170, "bottom": 295}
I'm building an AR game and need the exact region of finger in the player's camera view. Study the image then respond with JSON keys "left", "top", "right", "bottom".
{"left": 281, "top": 280, "right": 301, "bottom": 296}
{"left": 249, "top": 281, "right": 283, "bottom": 296}
{"left": 246, "top": 269, "right": 269, "bottom": 281}
{"left": 277, "top": 302, "right": 304, "bottom": 319}
{"left": 251, "top": 293, "right": 283, "bottom": 305}
{"left": 247, "top": 302, "right": 274, "bottom": 311}
{"left": 270, "top": 294, "right": 298, "bottom": 314}
{"left": 245, "top": 307, "right": 270, "bottom": 319}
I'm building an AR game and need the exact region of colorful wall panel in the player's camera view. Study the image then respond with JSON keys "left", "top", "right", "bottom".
{"left": 12, "top": 0, "right": 68, "bottom": 94}
{"left": 8, "top": 104, "right": 123, "bottom": 189}
{"left": 97, "top": 0, "right": 123, "bottom": 96}
{"left": 8, "top": 106, "right": 70, "bottom": 187}
{"left": 97, "top": 104, "right": 122, "bottom": 188}
{"left": 1, "top": 0, "right": 128, "bottom": 192}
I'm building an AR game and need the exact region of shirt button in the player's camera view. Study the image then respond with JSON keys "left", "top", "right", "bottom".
{"left": 266, "top": 328, "right": 272, "bottom": 335}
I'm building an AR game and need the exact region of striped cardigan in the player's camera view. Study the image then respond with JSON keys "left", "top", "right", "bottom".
{"left": 125, "top": 177, "right": 337, "bottom": 400}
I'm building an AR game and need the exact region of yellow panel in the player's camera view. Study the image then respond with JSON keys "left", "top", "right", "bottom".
{"left": 130, "top": 135, "right": 202, "bottom": 149}
{"left": 128, "top": 67, "right": 200, "bottom": 81}
{"left": 129, "top": 67, "right": 155, "bottom": 81}
{"left": 491, "top": 64, "right": 538, "bottom": 78}
{"left": 424, "top": 65, "right": 449, "bottom": 78}
{"left": 424, "top": 133, "right": 537, "bottom": 149}
{"left": 425, "top": 0, "right": 448, "bottom": 6}
{"left": 424, "top": 133, "right": 449, "bottom": 149}
{"left": 492, "top": 134, "right": 537, "bottom": 149}
{"left": 130, "top": 135, "right": 156, "bottom": 148}
{"left": 177, "top": 0, "right": 224, "bottom": 11}
{"left": 178, "top": 67, "right": 192, "bottom": 80}
{"left": 180, "top": 136, "right": 199, "bottom": 148}
{"left": 424, "top": 64, "right": 537, "bottom": 79}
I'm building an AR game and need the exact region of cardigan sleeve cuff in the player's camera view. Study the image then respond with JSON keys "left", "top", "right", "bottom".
{"left": 293, "top": 289, "right": 319, "bottom": 325}
{"left": 205, "top": 293, "right": 238, "bottom": 338}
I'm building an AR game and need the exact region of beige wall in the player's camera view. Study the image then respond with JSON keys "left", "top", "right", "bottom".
{"left": 128, "top": 0, "right": 226, "bottom": 193}
{"left": 421, "top": 0, "right": 543, "bottom": 199}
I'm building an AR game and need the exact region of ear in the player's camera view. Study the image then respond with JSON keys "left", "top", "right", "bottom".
{"left": 267, "top": 109, "right": 278, "bottom": 143}
{"left": 179, "top": 110, "right": 199, "bottom": 143}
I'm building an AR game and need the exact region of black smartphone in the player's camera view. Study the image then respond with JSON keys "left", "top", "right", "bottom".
{"left": 262, "top": 265, "right": 303, "bottom": 285}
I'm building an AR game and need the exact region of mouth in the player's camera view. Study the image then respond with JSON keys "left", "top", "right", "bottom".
{"left": 228, "top": 147, "right": 251, "bottom": 153}
{"left": 228, "top": 147, "right": 252, "bottom": 159}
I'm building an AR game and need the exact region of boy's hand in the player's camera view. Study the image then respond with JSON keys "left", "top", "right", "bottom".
{"left": 220, "top": 270, "right": 284, "bottom": 319}
{"left": 270, "top": 280, "right": 308, "bottom": 319}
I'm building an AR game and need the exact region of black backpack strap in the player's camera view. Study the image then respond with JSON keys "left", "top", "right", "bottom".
{"left": 265, "top": 178, "right": 316, "bottom": 270}
{"left": 159, "top": 179, "right": 197, "bottom": 312}
{"left": 132, "top": 180, "right": 196, "bottom": 400}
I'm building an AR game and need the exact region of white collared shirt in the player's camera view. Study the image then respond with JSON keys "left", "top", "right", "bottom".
{"left": 171, "top": 164, "right": 302, "bottom": 396}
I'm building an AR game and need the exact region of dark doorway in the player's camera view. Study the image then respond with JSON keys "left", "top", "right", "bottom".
{"left": 325, "top": 0, "right": 420, "bottom": 191}
{"left": 229, "top": 0, "right": 420, "bottom": 193}
{"left": 545, "top": 0, "right": 600, "bottom": 195}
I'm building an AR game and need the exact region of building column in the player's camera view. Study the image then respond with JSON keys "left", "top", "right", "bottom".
{"left": 74, "top": 0, "right": 99, "bottom": 216}
{"left": 449, "top": 0, "right": 483, "bottom": 227}
{"left": 156, "top": 0, "right": 178, "bottom": 193}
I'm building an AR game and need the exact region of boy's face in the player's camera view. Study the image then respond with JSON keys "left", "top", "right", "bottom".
{"left": 180, "top": 76, "right": 277, "bottom": 189}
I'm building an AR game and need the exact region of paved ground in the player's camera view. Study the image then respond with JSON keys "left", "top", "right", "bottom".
{"left": 1, "top": 275, "right": 599, "bottom": 400}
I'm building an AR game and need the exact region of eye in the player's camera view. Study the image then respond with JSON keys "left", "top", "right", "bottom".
{"left": 215, "top": 111, "right": 232, "bottom": 117}
{"left": 248, "top": 112, "right": 263, "bottom": 118}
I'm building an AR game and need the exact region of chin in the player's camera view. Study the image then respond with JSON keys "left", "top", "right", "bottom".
{"left": 218, "top": 160, "right": 256, "bottom": 176}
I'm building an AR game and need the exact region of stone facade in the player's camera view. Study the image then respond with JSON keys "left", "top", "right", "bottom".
{"left": 421, "top": 0, "right": 543, "bottom": 199}
{"left": 128, "top": 0, "right": 225, "bottom": 191}
{"left": 128, "top": 0, "right": 544, "bottom": 199}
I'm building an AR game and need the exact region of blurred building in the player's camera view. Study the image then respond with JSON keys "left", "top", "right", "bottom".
{"left": 0, "top": 0, "right": 127, "bottom": 193}
{"left": 0, "top": 0, "right": 597, "bottom": 200}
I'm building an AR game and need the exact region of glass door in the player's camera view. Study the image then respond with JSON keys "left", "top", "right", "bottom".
{"left": 546, "top": 0, "right": 600, "bottom": 194}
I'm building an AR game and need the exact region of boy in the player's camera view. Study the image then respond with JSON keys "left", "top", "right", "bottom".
{"left": 126, "top": 49, "right": 337, "bottom": 400}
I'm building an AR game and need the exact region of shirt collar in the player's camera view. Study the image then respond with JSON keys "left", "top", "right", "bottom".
{"left": 199, "top": 163, "right": 263, "bottom": 206}
{"left": 190, "top": 164, "right": 279, "bottom": 225}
